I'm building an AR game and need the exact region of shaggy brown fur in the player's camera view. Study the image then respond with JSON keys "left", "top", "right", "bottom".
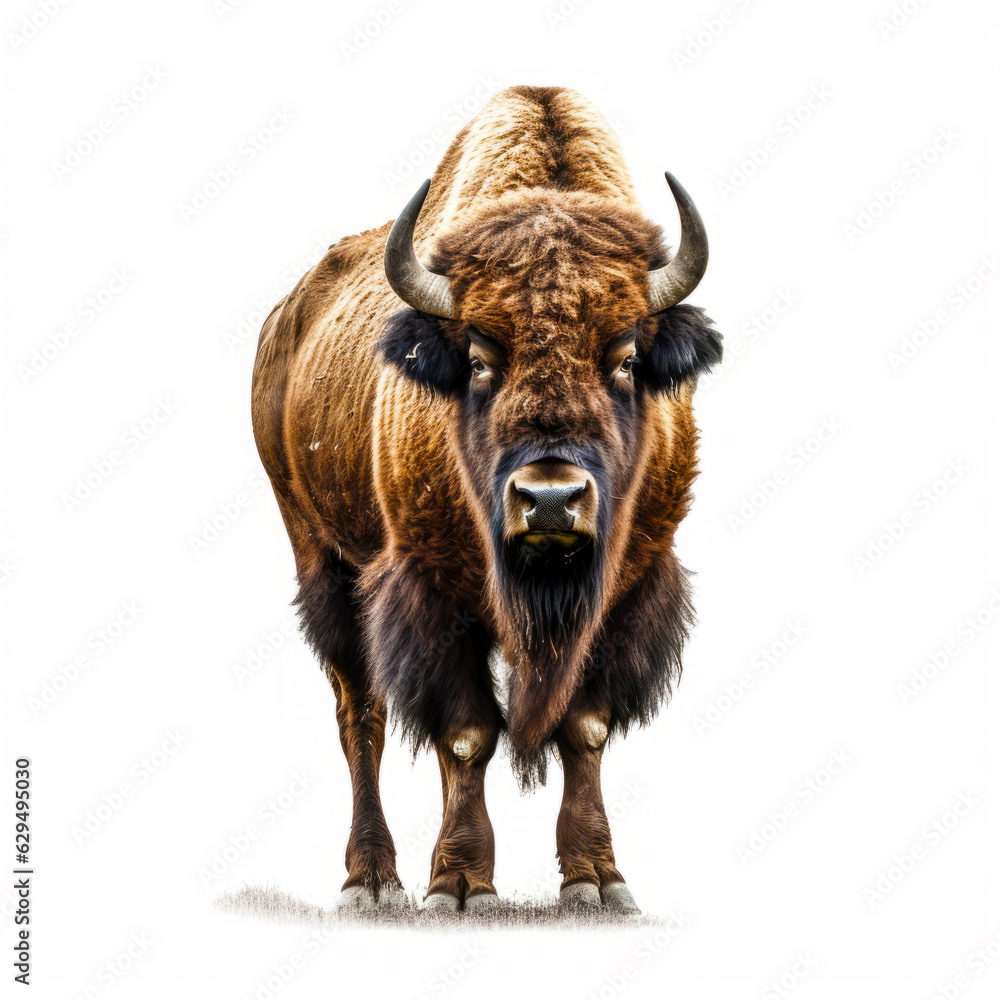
{"left": 251, "top": 85, "right": 721, "bottom": 903}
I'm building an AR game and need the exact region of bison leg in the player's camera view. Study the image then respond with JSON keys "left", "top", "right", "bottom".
{"left": 363, "top": 553, "right": 502, "bottom": 911}
{"left": 554, "top": 705, "right": 640, "bottom": 914}
{"left": 294, "top": 545, "right": 402, "bottom": 907}
{"left": 328, "top": 668, "right": 404, "bottom": 907}
{"left": 426, "top": 722, "right": 500, "bottom": 911}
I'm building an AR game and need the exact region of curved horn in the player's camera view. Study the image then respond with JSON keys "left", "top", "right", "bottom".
{"left": 646, "top": 172, "right": 709, "bottom": 314}
{"left": 384, "top": 178, "right": 456, "bottom": 319}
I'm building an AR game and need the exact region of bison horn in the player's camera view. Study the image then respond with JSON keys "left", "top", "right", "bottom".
{"left": 646, "top": 172, "right": 709, "bottom": 314}
{"left": 384, "top": 179, "right": 457, "bottom": 320}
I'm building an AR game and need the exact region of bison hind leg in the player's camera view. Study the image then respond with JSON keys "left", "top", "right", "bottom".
{"left": 294, "top": 546, "right": 403, "bottom": 903}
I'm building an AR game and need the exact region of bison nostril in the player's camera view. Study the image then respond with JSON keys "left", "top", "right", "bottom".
{"left": 515, "top": 483, "right": 587, "bottom": 531}
{"left": 503, "top": 461, "right": 599, "bottom": 544}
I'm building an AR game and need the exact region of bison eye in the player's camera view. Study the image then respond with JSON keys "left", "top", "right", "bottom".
{"left": 605, "top": 332, "right": 638, "bottom": 380}
{"left": 467, "top": 329, "right": 504, "bottom": 384}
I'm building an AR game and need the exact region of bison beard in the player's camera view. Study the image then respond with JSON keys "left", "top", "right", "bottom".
{"left": 497, "top": 536, "right": 603, "bottom": 782}
{"left": 488, "top": 454, "right": 611, "bottom": 781}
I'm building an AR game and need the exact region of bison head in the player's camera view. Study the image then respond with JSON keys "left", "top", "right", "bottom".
{"left": 378, "top": 176, "right": 722, "bottom": 757}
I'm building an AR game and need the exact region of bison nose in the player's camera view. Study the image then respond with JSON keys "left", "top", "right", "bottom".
{"left": 504, "top": 460, "right": 599, "bottom": 548}
{"left": 516, "top": 482, "right": 585, "bottom": 532}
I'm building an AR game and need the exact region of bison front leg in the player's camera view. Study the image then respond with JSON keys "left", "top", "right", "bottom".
{"left": 554, "top": 705, "right": 641, "bottom": 914}
{"left": 365, "top": 554, "right": 502, "bottom": 913}
{"left": 424, "top": 722, "right": 500, "bottom": 913}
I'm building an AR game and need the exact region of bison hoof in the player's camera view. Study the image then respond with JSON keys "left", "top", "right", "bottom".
{"left": 601, "top": 882, "right": 641, "bottom": 914}
{"left": 423, "top": 892, "right": 461, "bottom": 912}
{"left": 338, "top": 885, "right": 376, "bottom": 910}
{"left": 560, "top": 882, "right": 602, "bottom": 909}
{"left": 464, "top": 892, "right": 501, "bottom": 915}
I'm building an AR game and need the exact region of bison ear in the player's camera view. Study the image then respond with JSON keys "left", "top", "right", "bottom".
{"left": 378, "top": 309, "right": 468, "bottom": 393}
{"left": 638, "top": 304, "right": 723, "bottom": 393}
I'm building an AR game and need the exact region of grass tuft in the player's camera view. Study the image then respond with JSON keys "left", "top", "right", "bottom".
{"left": 214, "top": 884, "right": 666, "bottom": 931}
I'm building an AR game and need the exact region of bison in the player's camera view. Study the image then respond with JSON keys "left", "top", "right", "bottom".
{"left": 251, "top": 85, "right": 722, "bottom": 915}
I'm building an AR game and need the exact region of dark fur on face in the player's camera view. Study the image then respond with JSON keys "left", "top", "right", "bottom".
{"left": 377, "top": 309, "right": 468, "bottom": 392}
{"left": 377, "top": 303, "right": 724, "bottom": 401}
{"left": 638, "top": 305, "right": 724, "bottom": 394}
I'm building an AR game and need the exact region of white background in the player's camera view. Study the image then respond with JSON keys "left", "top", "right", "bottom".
{"left": 2, "top": 0, "right": 998, "bottom": 997}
